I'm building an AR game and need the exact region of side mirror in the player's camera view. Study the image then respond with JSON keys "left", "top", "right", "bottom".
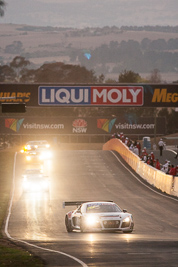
{"left": 123, "top": 209, "right": 127, "bottom": 213}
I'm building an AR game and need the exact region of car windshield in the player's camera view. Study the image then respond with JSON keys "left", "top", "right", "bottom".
{"left": 86, "top": 203, "right": 122, "bottom": 213}
{"left": 27, "top": 177, "right": 45, "bottom": 182}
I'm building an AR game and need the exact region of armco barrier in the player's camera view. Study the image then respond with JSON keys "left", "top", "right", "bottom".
{"left": 103, "top": 138, "right": 177, "bottom": 197}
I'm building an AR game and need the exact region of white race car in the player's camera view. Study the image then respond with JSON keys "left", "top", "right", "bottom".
{"left": 23, "top": 172, "right": 50, "bottom": 192}
{"left": 63, "top": 201, "right": 134, "bottom": 233}
{"left": 21, "top": 140, "right": 50, "bottom": 153}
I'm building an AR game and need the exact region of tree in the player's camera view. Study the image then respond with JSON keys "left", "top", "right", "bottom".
{"left": 5, "top": 41, "right": 23, "bottom": 54}
{"left": 148, "top": 69, "right": 162, "bottom": 83}
{"left": 0, "top": 64, "right": 16, "bottom": 82}
{"left": 98, "top": 74, "right": 105, "bottom": 83}
{"left": 118, "top": 70, "right": 141, "bottom": 83}
{"left": 10, "top": 56, "right": 30, "bottom": 82}
{"left": 33, "top": 62, "right": 98, "bottom": 83}
{"left": 0, "top": 0, "right": 5, "bottom": 17}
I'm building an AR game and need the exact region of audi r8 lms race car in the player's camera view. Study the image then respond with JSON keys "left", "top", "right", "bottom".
{"left": 24, "top": 149, "right": 52, "bottom": 162}
{"left": 21, "top": 140, "right": 50, "bottom": 153}
{"left": 22, "top": 172, "right": 50, "bottom": 192}
{"left": 63, "top": 201, "right": 134, "bottom": 233}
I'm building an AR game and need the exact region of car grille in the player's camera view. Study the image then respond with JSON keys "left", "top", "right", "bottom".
{"left": 121, "top": 221, "right": 130, "bottom": 228}
{"left": 103, "top": 220, "right": 120, "bottom": 229}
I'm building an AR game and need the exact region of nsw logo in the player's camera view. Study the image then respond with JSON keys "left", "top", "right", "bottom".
{"left": 5, "top": 118, "right": 24, "bottom": 132}
{"left": 72, "top": 119, "right": 87, "bottom": 133}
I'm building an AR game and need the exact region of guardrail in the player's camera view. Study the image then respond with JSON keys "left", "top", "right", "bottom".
{"left": 103, "top": 138, "right": 178, "bottom": 197}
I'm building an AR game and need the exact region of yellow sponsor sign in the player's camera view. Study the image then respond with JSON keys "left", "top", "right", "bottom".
{"left": 152, "top": 89, "right": 178, "bottom": 103}
{"left": 0, "top": 92, "right": 31, "bottom": 102}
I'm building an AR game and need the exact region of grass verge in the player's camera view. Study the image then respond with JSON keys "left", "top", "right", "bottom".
{"left": 0, "top": 148, "right": 44, "bottom": 267}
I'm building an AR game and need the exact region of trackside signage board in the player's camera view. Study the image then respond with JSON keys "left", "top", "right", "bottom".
{"left": 0, "top": 83, "right": 177, "bottom": 107}
{"left": 0, "top": 116, "right": 165, "bottom": 135}
{"left": 38, "top": 86, "right": 143, "bottom": 106}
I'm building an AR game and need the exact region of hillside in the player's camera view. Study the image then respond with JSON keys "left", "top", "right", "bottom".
{"left": 0, "top": 24, "right": 178, "bottom": 82}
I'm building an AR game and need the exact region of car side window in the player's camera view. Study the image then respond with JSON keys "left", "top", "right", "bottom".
{"left": 76, "top": 206, "right": 81, "bottom": 213}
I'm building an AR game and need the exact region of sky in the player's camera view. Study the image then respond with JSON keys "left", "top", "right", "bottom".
{"left": 1, "top": 0, "right": 178, "bottom": 28}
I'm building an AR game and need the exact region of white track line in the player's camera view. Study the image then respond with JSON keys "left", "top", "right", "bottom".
{"left": 166, "top": 149, "right": 177, "bottom": 155}
{"left": 4, "top": 152, "right": 88, "bottom": 267}
{"left": 110, "top": 151, "right": 178, "bottom": 202}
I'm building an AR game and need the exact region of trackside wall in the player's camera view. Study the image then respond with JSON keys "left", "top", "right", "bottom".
{"left": 103, "top": 139, "right": 177, "bottom": 197}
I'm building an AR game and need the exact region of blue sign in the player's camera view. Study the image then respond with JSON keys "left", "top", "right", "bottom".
{"left": 38, "top": 86, "right": 91, "bottom": 105}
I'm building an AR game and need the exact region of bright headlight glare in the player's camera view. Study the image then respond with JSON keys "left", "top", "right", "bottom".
{"left": 85, "top": 215, "right": 98, "bottom": 226}
{"left": 123, "top": 217, "right": 130, "bottom": 223}
{"left": 40, "top": 151, "right": 52, "bottom": 160}
{"left": 26, "top": 156, "right": 31, "bottom": 161}
{"left": 43, "top": 180, "right": 49, "bottom": 188}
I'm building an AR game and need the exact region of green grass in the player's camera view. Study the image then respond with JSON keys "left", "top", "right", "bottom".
{"left": 0, "top": 149, "right": 44, "bottom": 267}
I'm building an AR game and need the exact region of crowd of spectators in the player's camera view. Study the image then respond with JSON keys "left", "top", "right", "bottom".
{"left": 110, "top": 132, "right": 178, "bottom": 177}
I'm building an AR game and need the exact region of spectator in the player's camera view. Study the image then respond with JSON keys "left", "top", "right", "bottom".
{"left": 129, "top": 144, "right": 134, "bottom": 151}
{"left": 121, "top": 135, "right": 125, "bottom": 143}
{"left": 133, "top": 146, "right": 139, "bottom": 156}
{"left": 115, "top": 132, "right": 120, "bottom": 139}
{"left": 163, "top": 160, "right": 169, "bottom": 173}
{"left": 155, "top": 159, "right": 161, "bottom": 170}
{"left": 167, "top": 161, "right": 171, "bottom": 174}
{"left": 140, "top": 149, "right": 148, "bottom": 162}
{"left": 125, "top": 137, "right": 129, "bottom": 146}
{"left": 175, "top": 165, "right": 178, "bottom": 176}
{"left": 136, "top": 141, "right": 141, "bottom": 156}
{"left": 161, "top": 165, "right": 167, "bottom": 173}
{"left": 158, "top": 138, "right": 164, "bottom": 156}
{"left": 169, "top": 165, "right": 176, "bottom": 176}
{"left": 150, "top": 152, "right": 155, "bottom": 166}
{"left": 119, "top": 132, "right": 124, "bottom": 140}
{"left": 147, "top": 155, "right": 151, "bottom": 165}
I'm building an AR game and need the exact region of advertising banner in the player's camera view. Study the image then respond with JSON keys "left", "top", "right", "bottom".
{"left": 0, "top": 116, "right": 165, "bottom": 135}
{"left": 38, "top": 86, "right": 144, "bottom": 106}
{"left": 0, "top": 83, "right": 177, "bottom": 107}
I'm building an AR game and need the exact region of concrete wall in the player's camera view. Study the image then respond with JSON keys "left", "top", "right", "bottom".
{"left": 103, "top": 138, "right": 178, "bottom": 197}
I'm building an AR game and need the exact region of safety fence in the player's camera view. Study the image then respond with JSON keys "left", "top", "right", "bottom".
{"left": 103, "top": 138, "right": 178, "bottom": 197}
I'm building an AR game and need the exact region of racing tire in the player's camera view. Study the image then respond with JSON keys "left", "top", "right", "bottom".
{"left": 80, "top": 218, "right": 85, "bottom": 233}
{"left": 65, "top": 216, "right": 73, "bottom": 232}
{"left": 123, "top": 230, "right": 133, "bottom": 233}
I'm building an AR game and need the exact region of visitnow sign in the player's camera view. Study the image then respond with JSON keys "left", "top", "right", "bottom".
{"left": 38, "top": 86, "right": 144, "bottom": 106}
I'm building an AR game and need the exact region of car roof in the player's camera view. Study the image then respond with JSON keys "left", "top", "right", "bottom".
{"left": 82, "top": 201, "right": 115, "bottom": 207}
{"left": 27, "top": 140, "right": 48, "bottom": 144}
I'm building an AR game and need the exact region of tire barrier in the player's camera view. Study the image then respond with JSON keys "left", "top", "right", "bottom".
{"left": 103, "top": 138, "right": 177, "bottom": 197}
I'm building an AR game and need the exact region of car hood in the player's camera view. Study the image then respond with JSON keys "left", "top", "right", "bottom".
{"left": 84, "top": 212, "right": 130, "bottom": 219}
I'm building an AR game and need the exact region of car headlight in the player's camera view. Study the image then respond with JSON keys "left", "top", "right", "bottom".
{"left": 42, "top": 180, "right": 49, "bottom": 188}
{"left": 26, "top": 155, "right": 31, "bottom": 161}
{"left": 123, "top": 217, "right": 130, "bottom": 223}
{"left": 39, "top": 151, "right": 52, "bottom": 160}
{"left": 85, "top": 215, "right": 99, "bottom": 226}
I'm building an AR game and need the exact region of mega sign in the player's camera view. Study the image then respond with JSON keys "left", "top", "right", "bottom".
{"left": 38, "top": 86, "right": 144, "bottom": 106}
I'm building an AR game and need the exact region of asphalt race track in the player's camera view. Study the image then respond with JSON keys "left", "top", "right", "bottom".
{"left": 5, "top": 149, "right": 178, "bottom": 266}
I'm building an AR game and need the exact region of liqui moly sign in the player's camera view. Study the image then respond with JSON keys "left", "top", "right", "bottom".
{"left": 38, "top": 86, "right": 144, "bottom": 106}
